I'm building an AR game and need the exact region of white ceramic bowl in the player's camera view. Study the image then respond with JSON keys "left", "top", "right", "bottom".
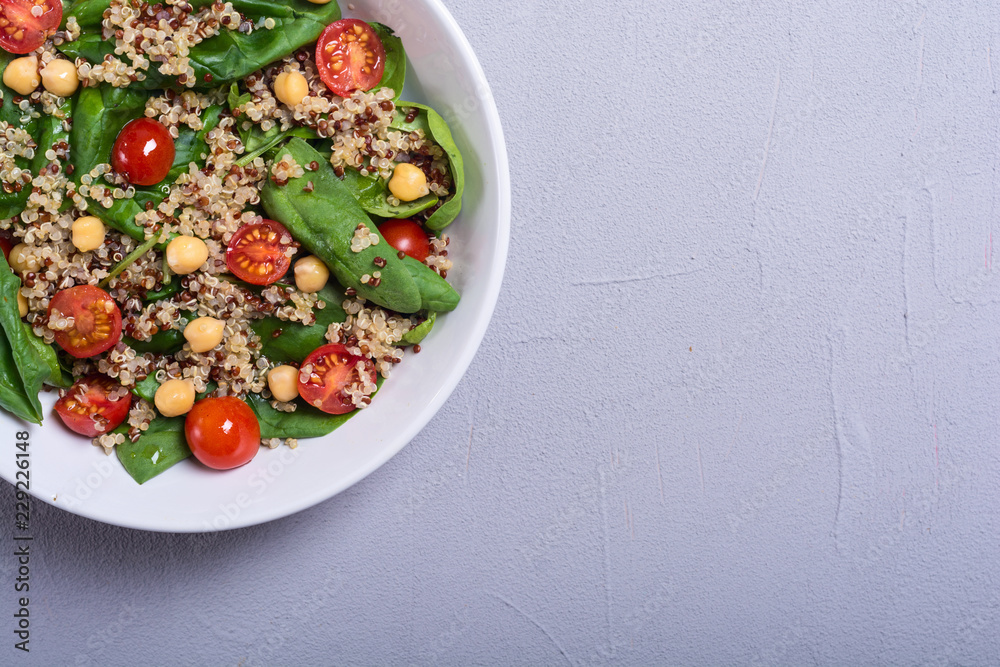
{"left": 0, "top": 0, "right": 510, "bottom": 532}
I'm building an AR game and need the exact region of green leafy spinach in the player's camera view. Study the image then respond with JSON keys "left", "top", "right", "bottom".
{"left": 247, "top": 377, "right": 383, "bottom": 439}
{"left": 372, "top": 22, "right": 405, "bottom": 100}
{"left": 252, "top": 283, "right": 347, "bottom": 364}
{"left": 398, "top": 311, "right": 435, "bottom": 346}
{"left": 0, "top": 53, "right": 40, "bottom": 220}
{"left": 115, "top": 416, "right": 191, "bottom": 484}
{"left": 261, "top": 138, "right": 458, "bottom": 313}
{"left": 71, "top": 87, "right": 224, "bottom": 240}
{"left": 339, "top": 167, "right": 438, "bottom": 219}
{"left": 61, "top": 0, "right": 342, "bottom": 90}
{"left": 0, "top": 254, "right": 57, "bottom": 423}
{"left": 125, "top": 326, "right": 187, "bottom": 356}
{"left": 391, "top": 102, "right": 465, "bottom": 230}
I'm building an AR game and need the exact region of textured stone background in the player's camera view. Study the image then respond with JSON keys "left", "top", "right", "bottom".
{"left": 4, "top": 0, "right": 1000, "bottom": 664}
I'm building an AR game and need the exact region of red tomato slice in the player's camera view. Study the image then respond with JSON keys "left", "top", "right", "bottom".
{"left": 111, "top": 118, "right": 175, "bottom": 186}
{"left": 0, "top": 0, "right": 62, "bottom": 55}
{"left": 226, "top": 219, "right": 295, "bottom": 286}
{"left": 184, "top": 397, "right": 261, "bottom": 470}
{"left": 54, "top": 374, "right": 131, "bottom": 437}
{"left": 315, "top": 19, "right": 385, "bottom": 97}
{"left": 298, "top": 343, "right": 376, "bottom": 415}
{"left": 378, "top": 219, "right": 431, "bottom": 262}
{"left": 48, "top": 285, "right": 123, "bottom": 358}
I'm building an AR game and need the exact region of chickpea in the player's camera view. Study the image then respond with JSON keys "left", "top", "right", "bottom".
{"left": 17, "top": 292, "right": 27, "bottom": 318}
{"left": 2, "top": 56, "right": 39, "bottom": 96}
{"left": 166, "top": 236, "right": 209, "bottom": 275}
{"left": 8, "top": 244, "right": 39, "bottom": 274}
{"left": 274, "top": 71, "right": 309, "bottom": 107}
{"left": 40, "top": 59, "right": 79, "bottom": 98}
{"left": 72, "top": 216, "right": 106, "bottom": 252}
{"left": 267, "top": 365, "right": 300, "bottom": 402}
{"left": 388, "top": 163, "right": 430, "bottom": 202}
{"left": 154, "top": 379, "right": 196, "bottom": 417}
{"left": 184, "top": 317, "right": 225, "bottom": 353}
{"left": 293, "top": 256, "right": 329, "bottom": 293}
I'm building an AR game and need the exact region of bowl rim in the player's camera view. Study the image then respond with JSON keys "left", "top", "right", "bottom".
{"left": 3, "top": 0, "right": 511, "bottom": 533}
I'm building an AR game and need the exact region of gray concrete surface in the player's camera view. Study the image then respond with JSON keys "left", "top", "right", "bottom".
{"left": 3, "top": 0, "right": 1000, "bottom": 664}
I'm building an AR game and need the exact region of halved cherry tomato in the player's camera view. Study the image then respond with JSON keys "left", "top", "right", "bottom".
{"left": 111, "top": 118, "right": 175, "bottom": 186}
{"left": 0, "top": 0, "right": 62, "bottom": 55}
{"left": 315, "top": 19, "right": 385, "bottom": 98}
{"left": 54, "top": 374, "right": 131, "bottom": 437}
{"left": 184, "top": 397, "right": 261, "bottom": 470}
{"left": 226, "top": 219, "right": 295, "bottom": 285}
{"left": 378, "top": 219, "right": 431, "bottom": 262}
{"left": 48, "top": 285, "right": 122, "bottom": 358}
{"left": 298, "top": 343, "right": 376, "bottom": 415}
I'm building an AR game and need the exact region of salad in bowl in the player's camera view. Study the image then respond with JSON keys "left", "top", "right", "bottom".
{"left": 0, "top": 0, "right": 465, "bottom": 484}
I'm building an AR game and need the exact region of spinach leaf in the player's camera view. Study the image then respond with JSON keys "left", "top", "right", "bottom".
{"left": 125, "top": 326, "right": 186, "bottom": 356}
{"left": 68, "top": 0, "right": 315, "bottom": 28}
{"left": 228, "top": 83, "right": 317, "bottom": 164}
{"left": 372, "top": 23, "right": 405, "bottom": 100}
{"left": 402, "top": 255, "right": 459, "bottom": 312}
{"left": 237, "top": 126, "right": 316, "bottom": 167}
{"left": 144, "top": 280, "right": 182, "bottom": 302}
{"left": 132, "top": 374, "right": 160, "bottom": 404}
{"left": 262, "top": 138, "right": 459, "bottom": 313}
{"left": 103, "top": 103, "right": 225, "bottom": 240}
{"left": 153, "top": 104, "right": 224, "bottom": 182}
{"left": 131, "top": 374, "right": 213, "bottom": 404}
{"left": 339, "top": 167, "right": 438, "bottom": 219}
{"left": 0, "top": 53, "right": 40, "bottom": 220}
{"left": 63, "top": 0, "right": 111, "bottom": 28}
{"left": 252, "top": 284, "right": 347, "bottom": 364}
{"left": 72, "top": 91, "right": 224, "bottom": 240}
{"left": 0, "top": 254, "right": 51, "bottom": 422}
{"left": 398, "top": 311, "right": 435, "bottom": 346}
{"left": 115, "top": 416, "right": 191, "bottom": 484}
{"left": 32, "top": 97, "right": 73, "bottom": 178}
{"left": 23, "top": 323, "right": 72, "bottom": 388}
{"left": 0, "top": 331, "right": 40, "bottom": 424}
{"left": 260, "top": 138, "right": 422, "bottom": 312}
{"left": 247, "top": 378, "right": 383, "bottom": 439}
{"left": 227, "top": 83, "right": 250, "bottom": 115}
{"left": 391, "top": 102, "right": 465, "bottom": 230}
{"left": 71, "top": 84, "right": 147, "bottom": 183}
{"left": 0, "top": 50, "right": 38, "bottom": 126}
{"left": 61, "top": 0, "right": 342, "bottom": 90}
